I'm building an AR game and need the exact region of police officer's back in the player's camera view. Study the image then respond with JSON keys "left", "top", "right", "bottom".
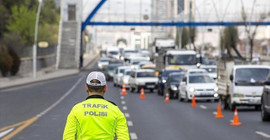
{"left": 63, "top": 71, "right": 130, "bottom": 140}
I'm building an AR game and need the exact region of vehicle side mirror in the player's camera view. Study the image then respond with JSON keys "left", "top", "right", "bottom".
{"left": 230, "top": 75, "right": 233, "bottom": 81}
{"left": 264, "top": 81, "right": 270, "bottom": 85}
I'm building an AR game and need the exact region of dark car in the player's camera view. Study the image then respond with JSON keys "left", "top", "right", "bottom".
{"left": 261, "top": 79, "right": 270, "bottom": 121}
{"left": 165, "top": 72, "right": 185, "bottom": 99}
{"left": 104, "top": 64, "right": 123, "bottom": 81}
{"left": 157, "top": 69, "right": 182, "bottom": 96}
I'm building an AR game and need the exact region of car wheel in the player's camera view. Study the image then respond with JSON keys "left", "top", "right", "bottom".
{"left": 114, "top": 83, "right": 116, "bottom": 87}
{"left": 261, "top": 101, "right": 270, "bottom": 121}
{"left": 178, "top": 91, "right": 183, "bottom": 102}
{"left": 185, "top": 92, "right": 190, "bottom": 102}
{"left": 150, "top": 89, "right": 154, "bottom": 93}
{"left": 255, "top": 105, "right": 261, "bottom": 111}
{"left": 129, "top": 85, "right": 134, "bottom": 92}
{"left": 136, "top": 86, "right": 140, "bottom": 93}
{"left": 228, "top": 97, "right": 236, "bottom": 111}
{"left": 160, "top": 87, "right": 164, "bottom": 96}
{"left": 221, "top": 98, "right": 229, "bottom": 110}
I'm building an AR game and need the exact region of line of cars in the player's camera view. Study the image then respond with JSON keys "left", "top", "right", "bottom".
{"left": 98, "top": 49, "right": 158, "bottom": 93}
{"left": 97, "top": 48, "right": 270, "bottom": 122}
{"left": 98, "top": 51, "right": 219, "bottom": 103}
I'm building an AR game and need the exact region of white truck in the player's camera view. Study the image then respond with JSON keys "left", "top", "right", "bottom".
{"left": 150, "top": 38, "right": 176, "bottom": 61}
{"left": 217, "top": 59, "right": 270, "bottom": 111}
{"left": 155, "top": 50, "right": 197, "bottom": 74}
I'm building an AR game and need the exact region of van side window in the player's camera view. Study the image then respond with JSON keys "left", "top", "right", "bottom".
{"left": 182, "top": 77, "right": 187, "bottom": 82}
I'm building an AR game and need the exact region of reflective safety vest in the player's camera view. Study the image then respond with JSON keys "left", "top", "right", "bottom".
{"left": 63, "top": 95, "right": 130, "bottom": 140}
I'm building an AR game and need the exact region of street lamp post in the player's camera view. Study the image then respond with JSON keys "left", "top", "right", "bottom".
{"left": 33, "top": 0, "right": 43, "bottom": 78}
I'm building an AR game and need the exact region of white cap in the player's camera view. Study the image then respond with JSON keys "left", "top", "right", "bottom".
{"left": 86, "top": 71, "right": 106, "bottom": 86}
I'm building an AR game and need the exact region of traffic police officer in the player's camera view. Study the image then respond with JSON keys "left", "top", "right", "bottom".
{"left": 63, "top": 71, "right": 130, "bottom": 140}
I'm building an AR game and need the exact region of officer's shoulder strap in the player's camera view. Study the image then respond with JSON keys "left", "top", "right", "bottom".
{"left": 106, "top": 100, "right": 117, "bottom": 106}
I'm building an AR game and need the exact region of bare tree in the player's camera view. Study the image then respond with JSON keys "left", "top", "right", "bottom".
{"left": 241, "top": 0, "right": 267, "bottom": 62}
{"left": 220, "top": 26, "right": 245, "bottom": 60}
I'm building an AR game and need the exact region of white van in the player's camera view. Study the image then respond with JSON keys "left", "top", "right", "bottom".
{"left": 106, "top": 47, "right": 120, "bottom": 59}
{"left": 217, "top": 61, "right": 270, "bottom": 111}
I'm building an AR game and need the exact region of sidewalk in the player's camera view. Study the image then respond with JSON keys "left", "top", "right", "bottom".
{"left": 0, "top": 53, "right": 99, "bottom": 90}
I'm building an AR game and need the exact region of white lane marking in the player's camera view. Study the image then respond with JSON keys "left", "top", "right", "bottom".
{"left": 124, "top": 113, "right": 130, "bottom": 118}
{"left": 37, "top": 76, "right": 84, "bottom": 117}
{"left": 127, "top": 121, "right": 133, "bottom": 126}
{"left": 256, "top": 131, "right": 270, "bottom": 138}
{"left": 130, "top": 132, "right": 138, "bottom": 139}
{"left": 120, "top": 96, "right": 125, "bottom": 99}
{"left": 200, "top": 105, "right": 207, "bottom": 109}
{"left": 0, "top": 128, "right": 14, "bottom": 138}
{"left": 213, "top": 112, "right": 217, "bottom": 115}
{"left": 121, "top": 101, "right": 126, "bottom": 104}
{"left": 123, "top": 106, "right": 127, "bottom": 110}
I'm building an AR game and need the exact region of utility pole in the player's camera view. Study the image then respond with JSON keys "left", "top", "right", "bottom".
{"left": 33, "top": 0, "right": 43, "bottom": 78}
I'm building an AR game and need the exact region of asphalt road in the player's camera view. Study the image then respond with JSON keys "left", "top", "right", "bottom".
{"left": 0, "top": 63, "right": 270, "bottom": 140}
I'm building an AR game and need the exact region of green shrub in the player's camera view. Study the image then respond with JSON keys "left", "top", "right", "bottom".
{"left": 8, "top": 47, "right": 21, "bottom": 75}
{"left": 0, "top": 46, "right": 13, "bottom": 77}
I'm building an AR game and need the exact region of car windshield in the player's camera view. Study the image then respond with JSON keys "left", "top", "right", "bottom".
{"left": 137, "top": 72, "right": 155, "bottom": 77}
{"left": 189, "top": 75, "right": 214, "bottom": 83}
{"left": 196, "top": 56, "right": 209, "bottom": 64}
{"left": 109, "top": 51, "right": 119, "bottom": 55}
{"left": 170, "top": 74, "right": 184, "bottom": 82}
{"left": 131, "top": 61, "right": 140, "bottom": 65}
{"left": 168, "top": 55, "right": 196, "bottom": 65}
{"left": 235, "top": 68, "right": 270, "bottom": 86}
{"left": 125, "top": 71, "right": 131, "bottom": 75}
{"left": 108, "top": 65, "right": 120, "bottom": 71}
{"left": 119, "top": 69, "right": 125, "bottom": 74}
{"left": 109, "top": 60, "right": 122, "bottom": 64}
{"left": 125, "top": 50, "right": 138, "bottom": 54}
{"left": 162, "top": 70, "right": 181, "bottom": 77}
{"left": 189, "top": 71, "right": 206, "bottom": 74}
{"left": 202, "top": 68, "right": 216, "bottom": 73}
{"left": 99, "top": 59, "right": 110, "bottom": 62}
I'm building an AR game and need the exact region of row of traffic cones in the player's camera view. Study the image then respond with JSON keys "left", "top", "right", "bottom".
{"left": 120, "top": 83, "right": 146, "bottom": 99}
{"left": 191, "top": 95, "right": 242, "bottom": 126}
{"left": 121, "top": 84, "right": 241, "bottom": 126}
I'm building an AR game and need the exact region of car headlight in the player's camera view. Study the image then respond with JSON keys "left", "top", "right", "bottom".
{"left": 214, "top": 93, "right": 218, "bottom": 97}
{"left": 108, "top": 72, "right": 114, "bottom": 76}
{"left": 170, "top": 85, "right": 178, "bottom": 91}
{"left": 136, "top": 81, "right": 143, "bottom": 85}
{"left": 233, "top": 93, "right": 245, "bottom": 98}
{"left": 162, "top": 79, "right": 166, "bottom": 83}
{"left": 189, "top": 87, "right": 195, "bottom": 92}
{"left": 123, "top": 78, "right": 129, "bottom": 83}
{"left": 214, "top": 87, "right": 218, "bottom": 92}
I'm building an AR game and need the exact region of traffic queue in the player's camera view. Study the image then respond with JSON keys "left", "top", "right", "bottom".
{"left": 97, "top": 46, "right": 270, "bottom": 122}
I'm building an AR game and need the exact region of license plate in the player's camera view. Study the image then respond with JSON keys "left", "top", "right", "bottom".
{"left": 146, "top": 85, "right": 155, "bottom": 88}
{"left": 200, "top": 92, "right": 211, "bottom": 95}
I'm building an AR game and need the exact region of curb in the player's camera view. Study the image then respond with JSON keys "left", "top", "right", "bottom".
{"left": 0, "top": 54, "right": 99, "bottom": 91}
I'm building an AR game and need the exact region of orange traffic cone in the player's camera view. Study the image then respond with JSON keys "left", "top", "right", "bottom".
{"left": 139, "top": 88, "right": 145, "bottom": 99}
{"left": 121, "top": 83, "right": 127, "bottom": 95}
{"left": 215, "top": 104, "right": 224, "bottom": 118}
{"left": 191, "top": 95, "right": 197, "bottom": 107}
{"left": 230, "top": 109, "right": 242, "bottom": 126}
{"left": 164, "top": 93, "right": 170, "bottom": 103}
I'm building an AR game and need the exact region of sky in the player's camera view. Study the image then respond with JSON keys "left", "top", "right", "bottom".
{"left": 193, "top": 0, "right": 270, "bottom": 22}
{"left": 82, "top": 0, "right": 152, "bottom": 22}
